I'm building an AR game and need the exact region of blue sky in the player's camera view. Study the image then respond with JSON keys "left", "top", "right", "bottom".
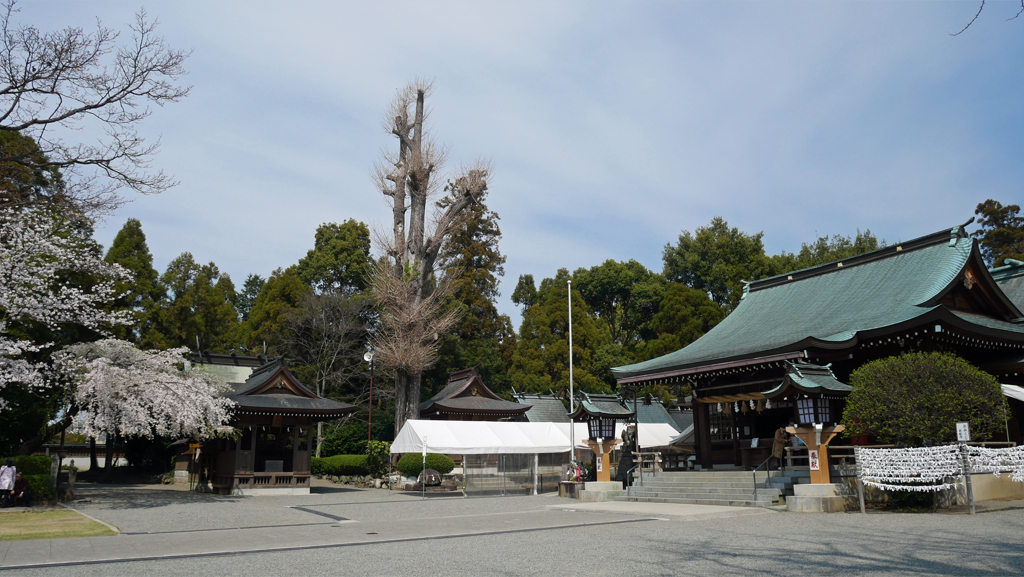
{"left": 26, "top": 1, "right": 1024, "bottom": 322}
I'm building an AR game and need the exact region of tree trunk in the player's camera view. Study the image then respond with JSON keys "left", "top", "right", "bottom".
{"left": 103, "top": 432, "right": 116, "bottom": 481}
{"left": 316, "top": 422, "right": 323, "bottom": 458}
{"left": 15, "top": 405, "right": 80, "bottom": 456}
{"left": 89, "top": 437, "right": 98, "bottom": 471}
{"left": 394, "top": 369, "right": 422, "bottom": 437}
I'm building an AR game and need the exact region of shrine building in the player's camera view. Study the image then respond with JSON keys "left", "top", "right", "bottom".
{"left": 612, "top": 222, "right": 1024, "bottom": 469}
{"left": 191, "top": 355, "right": 356, "bottom": 495}
{"left": 419, "top": 367, "right": 531, "bottom": 421}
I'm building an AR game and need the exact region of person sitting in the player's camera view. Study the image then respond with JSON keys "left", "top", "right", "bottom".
{"left": 12, "top": 473, "right": 29, "bottom": 507}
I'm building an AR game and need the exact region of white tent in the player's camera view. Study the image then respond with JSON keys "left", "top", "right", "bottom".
{"left": 390, "top": 420, "right": 572, "bottom": 454}
{"left": 391, "top": 420, "right": 680, "bottom": 454}
{"left": 1003, "top": 384, "right": 1024, "bottom": 403}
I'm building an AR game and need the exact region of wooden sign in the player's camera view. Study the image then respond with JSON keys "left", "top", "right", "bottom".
{"left": 808, "top": 449, "right": 820, "bottom": 471}
{"left": 596, "top": 455, "right": 603, "bottom": 472}
{"left": 189, "top": 443, "right": 201, "bottom": 450}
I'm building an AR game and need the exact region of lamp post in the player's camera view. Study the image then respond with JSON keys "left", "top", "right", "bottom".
{"left": 583, "top": 414, "right": 621, "bottom": 483}
{"left": 364, "top": 351, "right": 375, "bottom": 442}
{"left": 568, "top": 280, "right": 574, "bottom": 462}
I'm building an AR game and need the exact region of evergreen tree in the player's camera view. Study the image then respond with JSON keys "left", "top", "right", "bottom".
{"left": 425, "top": 199, "right": 516, "bottom": 397}
{"left": 237, "top": 273, "right": 265, "bottom": 322}
{"left": 662, "top": 217, "right": 774, "bottom": 310}
{"left": 974, "top": 199, "right": 1024, "bottom": 267}
{"left": 771, "top": 230, "right": 882, "bottom": 274}
{"left": 103, "top": 218, "right": 165, "bottom": 345}
{"left": 572, "top": 259, "right": 666, "bottom": 351}
{"left": 508, "top": 269, "right": 609, "bottom": 395}
{"left": 295, "top": 220, "right": 372, "bottom": 293}
{"left": 638, "top": 284, "right": 725, "bottom": 361}
{"left": 155, "top": 253, "right": 238, "bottom": 352}
{"left": 237, "top": 266, "right": 309, "bottom": 355}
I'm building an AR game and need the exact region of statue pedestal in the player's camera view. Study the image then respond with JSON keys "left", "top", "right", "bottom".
{"left": 787, "top": 425, "right": 845, "bottom": 484}
{"left": 582, "top": 438, "right": 622, "bottom": 483}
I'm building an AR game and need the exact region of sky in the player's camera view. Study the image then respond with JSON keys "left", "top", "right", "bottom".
{"left": 24, "top": 1, "right": 1024, "bottom": 323}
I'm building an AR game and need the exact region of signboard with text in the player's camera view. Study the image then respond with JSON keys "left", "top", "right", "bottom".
{"left": 808, "top": 450, "right": 820, "bottom": 471}
{"left": 956, "top": 422, "right": 971, "bottom": 442}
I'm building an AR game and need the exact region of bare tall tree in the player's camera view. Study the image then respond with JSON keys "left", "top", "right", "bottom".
{"left": 371, "top": 80, "right": 491, "bottom": 436}
{"left": 278, "top": 291, "right": 369, "bottom": 457}
{"left": 0, "top": 1, "right": 190, "bottom": 217}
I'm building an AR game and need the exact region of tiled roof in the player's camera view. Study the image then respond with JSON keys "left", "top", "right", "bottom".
{"left": 228, "top": 393, "right": 357, "bottom": 417}
{"left": 990, "top": 259, "right": 1024, "bottom": 311}
{"left": 613, "top": 225, "right": 1024, "bottom": 381}
{"left": 420, "top": 367, "right": 530, "bottom": 417}
{"left": 668, "top": 409, "right": 693, "bottom": 433}
{"left": 569, "top": 393, "right": 635, "bottom": 420}
{"left": 761, "top": 362, "right": 851, "bottom": 398}
{"left": 511, "top": 393, "right": 570, "bottom": 423}
{"left": 624, "top": 398, "right": 682, "bottom": 432}
{"left": 424, "top": 398, "right": 531, "bottom": 415}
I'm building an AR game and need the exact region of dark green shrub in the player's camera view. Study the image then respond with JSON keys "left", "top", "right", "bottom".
{"left": 321, "top": 422, "right": 369, "bottom": 457}
{"left": 311, "top": 455, "right": 369, "bottom": 477}
{"left": 889, "top": 489, "right": 934, "bottom": 511}
{"left": 3, "top": 455, "right": 52, "bottom": 475}
{"left": 366, "top": 441, "right": 391, "bottom": 477}
{"left": 842, "top": 352, "right": 1006, "bottom": 446}
{"left": 396, "top": 453, "right": 455, "bottom": 478}
{"left": 24, "top": 474, "right": 53, "bottom": 501}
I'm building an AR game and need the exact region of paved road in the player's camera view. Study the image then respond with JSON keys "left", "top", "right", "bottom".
{"left": 2, "top": 483, "right": 1022, "bottom": 576}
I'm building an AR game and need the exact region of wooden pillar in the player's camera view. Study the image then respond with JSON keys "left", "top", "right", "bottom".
{"left": 731, "top": 408, "right": 741, "bottom": 467}
{"left": 697, "top": 401, "right": 713, "bottom": 470}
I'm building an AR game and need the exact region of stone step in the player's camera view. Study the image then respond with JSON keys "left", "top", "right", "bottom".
{"left": 627, "top": 488, "right": 781, "bottom": 500}
{"left": 633, "top": 479, "right": 790, "bottom": 489}
{"left": 615, "top": 495, "right": 780, "bottom": 508}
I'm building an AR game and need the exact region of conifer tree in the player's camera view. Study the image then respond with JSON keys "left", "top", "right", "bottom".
{"left": 156, "top": 253, "right": 238, "bottom": 352}
{"left": 104, "top": 218, "right": 165, "bottom": 345}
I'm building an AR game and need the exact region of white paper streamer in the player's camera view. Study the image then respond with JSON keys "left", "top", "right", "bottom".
{"left": 967, "top": 446, "right": 1024, "bottom": 482}
{"left": 855, "top": 445, "right": 963, "bottom": 492}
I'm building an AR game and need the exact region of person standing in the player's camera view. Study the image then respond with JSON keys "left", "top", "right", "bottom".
{"left": 0, "top": 459, "right": 15, "bottom": 507}
{"left": 771, "top": 425, "right": 789, "bottom": 471}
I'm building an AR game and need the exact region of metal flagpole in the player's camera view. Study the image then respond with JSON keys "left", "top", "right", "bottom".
{"left": 568, "top": 280, "right": 574, "bottom": 464}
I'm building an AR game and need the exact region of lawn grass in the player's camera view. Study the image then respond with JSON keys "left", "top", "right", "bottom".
{"left": 0, "top": 509, "right": 116, "bottom": 541}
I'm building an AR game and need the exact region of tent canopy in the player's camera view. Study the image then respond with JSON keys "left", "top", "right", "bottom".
{"left": 1003, "top": 384, "right": 1024, "bottom": 403}
{"left": 391, "top": 420, "right": 679, "bottom": 454}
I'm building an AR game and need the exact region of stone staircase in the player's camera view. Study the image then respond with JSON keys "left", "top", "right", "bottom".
{"left": 615, "top": 470, "right": 809, "bottom": 508}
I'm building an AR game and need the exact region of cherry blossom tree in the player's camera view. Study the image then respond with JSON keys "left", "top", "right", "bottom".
{"left": 52, "top": 339, "right": 234, "bottom": 440}
{"left": 0, "top": 208, "right": 132, "bottom": 410}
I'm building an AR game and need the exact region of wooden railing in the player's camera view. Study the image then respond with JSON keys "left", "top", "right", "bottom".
{"left": 217, "top": 473, "right": 311, "bottom": 490}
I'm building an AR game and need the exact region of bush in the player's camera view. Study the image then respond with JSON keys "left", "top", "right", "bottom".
{"left": 842, "top": 352, "right": 1006, "bottom": 446}
{"left": 311, "top": 455, "right": 369, "bottom": 477}
{"left": 2, "top": 455, "right": 52, "bottom": 476}
{"left": 396, "top": 453, "right": 455, "bottom": 478}
{"left": 366, "top": 441, "right": 391, "bottom": 477}
{"left": 24, "top": 474, "right": 53, "bottom": 501}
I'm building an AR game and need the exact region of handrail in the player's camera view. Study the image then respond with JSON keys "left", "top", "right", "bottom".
{"left": 751, "top": 452, "right": 778, "bottom": 499}
{"left": 623, "top": 464, "right": 642, "bottom": 487}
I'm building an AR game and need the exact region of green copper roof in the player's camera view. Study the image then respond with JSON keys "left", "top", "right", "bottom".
{"left": 568, "top": 393, "right": 635, "bottom": 420}
{"left": 991, "top": 259, "right": 1024, "bottom": 312}
{"left": 761, "top": 363, "right": 852, "bottom": 398}
{"left": 613, "top": 224, "right": 1024, "bottom": 382}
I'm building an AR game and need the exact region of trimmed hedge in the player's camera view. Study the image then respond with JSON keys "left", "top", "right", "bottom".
{"left": 2, "top": 455, "right": 52, "bottom": 476}
{"left": 24, "top": 474, "right": 53, "bottom": 501}
{"left": 311, "top": 455, "right": 370, "bottom": 477}
{"left": 396, "top": 453, "right": 454, "bottom": 478}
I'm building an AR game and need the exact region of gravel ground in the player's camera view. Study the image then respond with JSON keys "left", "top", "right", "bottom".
{"left": 7, "top": 482, "right": 1023, "bottom": 576}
